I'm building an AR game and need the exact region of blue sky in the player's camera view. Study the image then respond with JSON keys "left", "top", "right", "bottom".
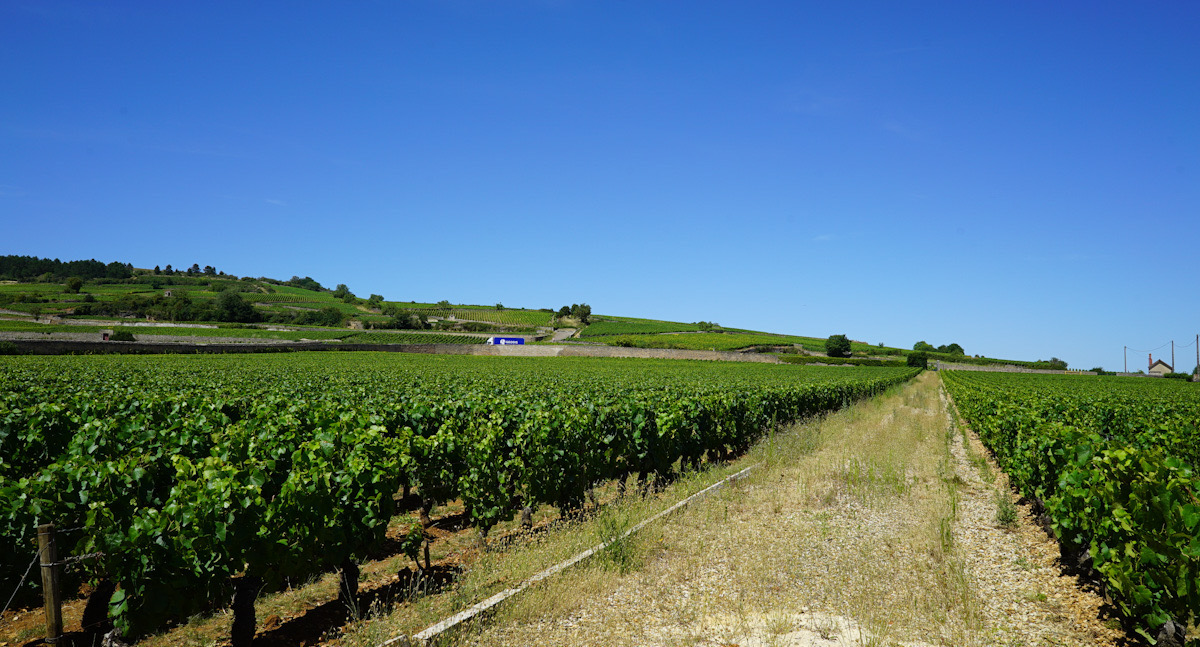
{"left": 3, "top": 1, "right": 1198, "bottom": 371}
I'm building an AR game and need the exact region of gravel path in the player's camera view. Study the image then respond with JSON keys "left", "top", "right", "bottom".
{"left": 550, "top": 328, "right": 577, "bottom": 342}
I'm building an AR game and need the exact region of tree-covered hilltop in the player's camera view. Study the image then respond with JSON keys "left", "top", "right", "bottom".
{"left": 0, "top": 255, "right": 133, "bottom": 281}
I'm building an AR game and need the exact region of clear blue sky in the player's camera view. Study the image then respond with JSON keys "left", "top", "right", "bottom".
{"left": 3, "top": 2, "right": 1198, "bottom": 371}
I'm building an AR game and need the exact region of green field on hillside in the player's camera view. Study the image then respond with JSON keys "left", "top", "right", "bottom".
{"left": 598, "top": 332, "right": 824, "bottom": 352}
{"left": 0, "top": 258, "right": 1041, "bottom": 367}
{"left": 578, "top": 319, "right": 706, "bottom": 336}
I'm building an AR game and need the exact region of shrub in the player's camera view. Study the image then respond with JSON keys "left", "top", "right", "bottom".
{"left": 907, "top": 351, "right": 928, "bottom": 369}
{"left": 110, "top": 330, "right": 136, "bottom": 342}
{"left": 825, "top": 334, "right": 851, "bottom": 358}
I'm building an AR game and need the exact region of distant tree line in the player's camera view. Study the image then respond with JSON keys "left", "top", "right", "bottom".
{"left": 272, "top": 276, "right": 326, "bottom": 292}
{"left": 913, "top": 341, "right": 965, "bottom": 355}
{"left": 69, "top": 287, "right": 347, "bottom": 327}
{"left": 70, "top": 288, "right": 267, "bottom": 324}
{"left": 0, "top": 255, "right": 132, "bottom": 281}
{"left": 1031, "top": 357, "right": 1069, "bottom": 370}
{"left": 151, "top": 263, "right": 223, "bottom": 277}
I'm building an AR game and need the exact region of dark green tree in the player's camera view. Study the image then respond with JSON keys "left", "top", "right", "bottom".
{"left": 318, "top": 306, "right": 344, "bottom": 327}
{"left": 64, "top": 277, "right": 84, "bottom": 294}
{"left": 936, "top": 343, "right": 965, "bottom": 355}
{"left": 569, "top": 303, "right": 592, "bottom": 324}
{"left": 907, "top": 351, "right": 928, "bottom": 368}
{"left": 285, "top": 276, "right": 324, "bottom": 291}
{"left": 165, "top": 291, "right": 193, "bottom": 322}
{"left": 913, "top": 341, "right": 936, "bottom": 352}
{"left": 214, "top": 291, "right": 260, "bottom": 323}
{"left": 105, "top": 261, "right": 132, "bottom": 279}
{"left": 825, "top": 334, "right": 852, "bottom": 358}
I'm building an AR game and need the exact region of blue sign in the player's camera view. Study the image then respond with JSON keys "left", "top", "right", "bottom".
{"left": 487, "top": 337, "right": 525, "bottom": 345}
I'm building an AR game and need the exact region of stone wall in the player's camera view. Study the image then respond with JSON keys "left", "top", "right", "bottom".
{"left": 935, "top": 361, "right": 1096, "bottom": 375}
{"left": 6, "top": 339, "right": 781, "bottom": 363}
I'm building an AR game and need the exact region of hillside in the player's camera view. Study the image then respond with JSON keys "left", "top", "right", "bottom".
{"left": 0, "top": 255, "right": 1037, "bottom": 367}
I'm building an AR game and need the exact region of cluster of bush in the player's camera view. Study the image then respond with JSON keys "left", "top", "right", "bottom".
{"left": 556, "top": 303, "right": 592, "bottom": 324}
{"left": 913, "top": 340, "right": 965, "bottom": 355}
{"left": 70, "top": 290, "right": 265, "bottom": 324}
{"left": 370, "top": 308, "right": 429, "bottom": 331}
{"left": 1029, "top": 358, "right": 1069, "bottom": 370}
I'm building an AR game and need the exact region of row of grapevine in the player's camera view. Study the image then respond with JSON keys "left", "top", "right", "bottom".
{"left": 1, "top": 353, "right": 917, "bottom": 641}
{"left": 444, "top": 308, "right": 552, "bottom": 327}
{"left": 578, "top": 320, "right": 706, "bottom": 337}
{"left": 941, "top": 371, "right": 1199, "bottom": 643}
{"left": 247, "top": 294, "right": 324, "bottom": 303}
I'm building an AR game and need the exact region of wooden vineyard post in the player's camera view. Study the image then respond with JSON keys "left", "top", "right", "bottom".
{"left": 37, "top": 523, "right": 63, "bottom": 644}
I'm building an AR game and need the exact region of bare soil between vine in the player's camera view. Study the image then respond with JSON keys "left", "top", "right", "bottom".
{"left": 1, "top": 495, "right": 558, "bottom": 647}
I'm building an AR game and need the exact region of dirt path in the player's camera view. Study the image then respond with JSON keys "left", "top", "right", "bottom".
{"left": 452, "top": 373, "right": 1126, "bottom": 647}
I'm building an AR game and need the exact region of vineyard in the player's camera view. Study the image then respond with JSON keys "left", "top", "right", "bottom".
{"left": 249, "top": 294, "right": 324, "bottom": 304}
{"left": 0, "top": 353, "right": 916, "bottom": 643}
{"left": 578, "top": 319, "right": 706, "bottom": 337}
{"left": 599, "top": 331, "right": 822, "bottom": 352}
{"left": 942, "top": 371, "right": 1199, "bottom": 643}
{"left": 441, "top": 308, "right": 552, "bottom": 328}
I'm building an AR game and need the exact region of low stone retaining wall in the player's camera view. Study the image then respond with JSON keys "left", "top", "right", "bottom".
{"left": 4, "top": 340, "right": 782, "bottom": 363}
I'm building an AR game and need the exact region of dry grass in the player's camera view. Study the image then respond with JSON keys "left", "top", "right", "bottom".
{"left": 333, "top": 466, "right": 746, "bottom": 647}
